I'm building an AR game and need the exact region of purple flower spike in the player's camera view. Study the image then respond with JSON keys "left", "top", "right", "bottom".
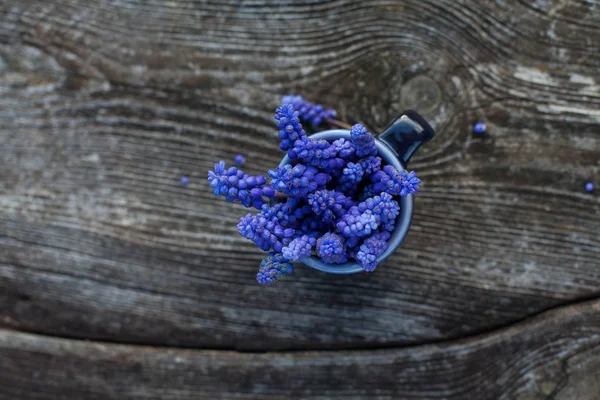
{"left": 282, "top": 95, "right": 336, "bottom": 126}
{"left": 208, "top": 160, "right": 272, "bottom": 209}
{"left": 337, "top": 162, "right": 365, "bottom": 194}
{"left": 358, "top": 192, "right": 400, "bottom": 231}
{"left": 256, "top": 252, "right": 294, "bottom": 285}
{"left": 282, "top": 234, "right": 317, "bottom": 261}
{"left": 330, "top": 138, "right": 356, "bottom": 160}
{"left": 371, "top": 165, "right": 421, "bottom": 197}
{"left": 237, "top": 206, "right": 295, "bottom": 252}
{"left": 350, "top": 124, "right": 377, "bottom": 157}
{"left": 268, "top": 164, "right": 330, "bottom": 197}
{"left": 336, "top": 207, "right": 380, "bottom": 238}
{"left": 316, "top": 232, "right": 348, "bottom": 264}
{"left": 359, "top": 156, "right": 382, "bottom": 176}
{"left": 275, "top": 103, "right": 307, "bottom": 151}
{"left": 308, "top": 190, "right": 348, "bottom": 224}
{"left": 288, "top": 136, "right": 342, "bottom": 171}
{"left": 271, "top": 198, "right": 312, "bottom": 228}
{"left": 356, "top": 232, "right": 390, "bottom": 272}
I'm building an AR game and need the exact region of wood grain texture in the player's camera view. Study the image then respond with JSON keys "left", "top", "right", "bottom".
{"left": 2, "top": 299, "right": 600, "bottom": 399}
{"left": 1, "top": 0, "right": 599, "bottom": 354}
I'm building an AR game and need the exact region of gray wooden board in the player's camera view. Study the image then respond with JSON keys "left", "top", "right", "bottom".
{"left": 2, "top": 300, "right": 600, "bottom": 399}
{"left": 0, "top": 0, "right": 599, "bottom": 398}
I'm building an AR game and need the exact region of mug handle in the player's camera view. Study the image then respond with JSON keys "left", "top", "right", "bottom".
{"left": 378, "top": 110, "right": 435, "bottom": 167}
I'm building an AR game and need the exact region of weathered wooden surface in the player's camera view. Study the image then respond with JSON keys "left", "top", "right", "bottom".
{"left": 2, "top": 299, "right": 600, "bottom": 399}
{"left": 1, "top": 0, "right": 599, "bottom": 398}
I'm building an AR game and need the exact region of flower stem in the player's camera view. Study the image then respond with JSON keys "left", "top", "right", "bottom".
{"left": 327, "top": 118, "right": 352, "bottom": 130}
{"left": 274, "top": 192, "right": 290, "bottom": 199}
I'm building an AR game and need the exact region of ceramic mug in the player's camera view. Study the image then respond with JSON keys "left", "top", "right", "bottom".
{"left": 277, "top": 110, "right": 435, "bottom": 274}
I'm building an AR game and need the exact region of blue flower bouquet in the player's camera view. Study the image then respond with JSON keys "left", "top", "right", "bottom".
{"left": 208, "top": 96, "right": 424, "bottom": 284}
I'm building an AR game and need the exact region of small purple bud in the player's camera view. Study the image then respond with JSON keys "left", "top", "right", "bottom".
{"left": 180, "top": 176, "right": 189, "bottom": 185}
{"left": 214, "top": 161, "right": 226, "bottom": 174}
{"left": 585, "top": 182, "right": 595, "bottom": 192}
{"left": 262, "top": 186, "right": 276, "bottom": 198}
{"left": 283, "top": 228, "right": 295, "bottom": 238}
{"left": 245, "top": 176, "right": 257, "bottom": 187}
{"left": 256, "top": 175, "right": 267, "bottom": 186}
{"left": 314, "top": 173, "right": 329, "bottom": 186}
{"left": 234, "top": 154, "right": 246, "bottom": 165}
{"left": 250, "top": 188, "right": 263, "bottom": 199}
{"left": 473, "top": 122, "right": 486, "bottom": 134}
{"left": 273, "top": 242, "right": 283, "bottom": 253}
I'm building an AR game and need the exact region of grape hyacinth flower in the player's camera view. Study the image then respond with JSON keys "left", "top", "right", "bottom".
{"left": 208, "top": 161, "right": 275, "bottom": 209}
{"left": 350, "top": 124, "right": 377, "bottom": 157}
{"left": 256, "top": 253, "right": 294, "bottom": 285}
{"left": 337, "top": 162, "right": 364, "bottom": 194}
{"left": 370, "top": 165, "right": 421, "bottom": 197}
{"left": 358, "top": 192, "right": 400, "bottom": 230}
{"left": 275, "top": 103, "right": 307, "bottom": 151}
{"left": 336, "top": 207, "right": 380, "bottom": 238}
{"left": 237, "top": 207, "right": 295, "bottom": 253}
{"left": 359, "top": 156, "right": 382, "bottom": 175}
{"left": 282, "top": 95, "right": 336, "bottom": 126}
{"left": 288, "top": 136, "right": 345, "bottom": 172}
{"left": 269, "top": 164, "right": 330, "bottom": 197}
{"left": 207, "top": 95, "right": 429, "bottom": 284}
{"left": 308, "top": 189, "right": 348, "bottom": 224}
{"left": 316, "top": 232, "right": 348, "bottom": 264}
{"left": 356, "top": 231, "right": 391, "bottom": 272}
{"left": 344, "top": 157, "right": 381, "bottom": 197}
{"left": 282, "top": 234, "right": 317, "bottom": 261}
{"left": 336, "top": 193, "right": 399, "bottom": 239}
{"left": 330, "top": 138, "right": 356, "bottom": 160}
{"left": 272, "top": 198, "right": 312, "bottom": 228}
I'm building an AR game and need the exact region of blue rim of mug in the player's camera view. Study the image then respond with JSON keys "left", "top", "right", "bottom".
{"left": 276, "top": 129, "right": 414, "bottom": 274}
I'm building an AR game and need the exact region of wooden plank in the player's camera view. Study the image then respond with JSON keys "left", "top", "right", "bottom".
{"left": 2, "top": 299, "right": 600, "bottom": 399}
{"left": 1, "top": 0, "right": 599, "bottom": 350}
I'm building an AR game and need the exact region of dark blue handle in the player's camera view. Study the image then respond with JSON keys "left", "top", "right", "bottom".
{"left": 378, "top": 110, "right": 435, "bottom": 167}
